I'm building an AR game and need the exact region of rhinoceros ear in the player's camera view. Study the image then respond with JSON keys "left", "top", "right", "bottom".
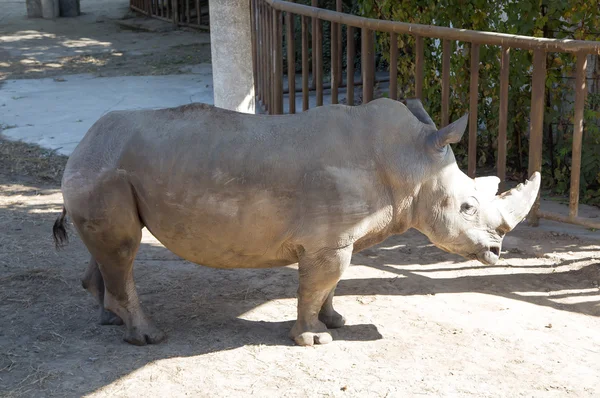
{"left": 405, "top": 98, "right": 437, "bottom": 129}
{"left": 428, "top": 114, "right": 469, "bottom": 151}
{"left": 474, "top": 176, "right": 500, "bottom": 200}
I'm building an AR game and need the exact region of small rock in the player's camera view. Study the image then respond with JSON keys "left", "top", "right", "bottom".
{"left": 340, "top": 386, "right": 348, "bottom": 391}
{"left": 545, "top": 323, "right": 552, "bottom": 329}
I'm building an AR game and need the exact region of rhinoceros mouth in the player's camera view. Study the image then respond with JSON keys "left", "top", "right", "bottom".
{"left": 489, "top": 246, "right": 500, "bottom": 257}
{"left": 477, "top": 246, "right": 501, "bottom": 265}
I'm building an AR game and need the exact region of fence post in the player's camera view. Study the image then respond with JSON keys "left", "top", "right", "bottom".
{"left": 389, "top": 33, "right": 397, "bottom": 100}
{"left": 273, "top": 9, "right": 283, "bottom": 114}
{"left": 527, "top": 49, "right": 547, "bottom": 226}
{"left": 286, "top": 10, "right": 296, "bottom": 114}
{"left": 497, "top": 46, "right": 510, "bottom": 191}
{"left": 441, "top": 40, "right": 451, "bottom": 127}
{"left": 468, "top": 43, "right": 480, "bottom": 178}
{"left": 361, "top": 28, "right": 374, "bottom": 103}
{"left": 569, "top": 53, "right": 588, "bottom": 218}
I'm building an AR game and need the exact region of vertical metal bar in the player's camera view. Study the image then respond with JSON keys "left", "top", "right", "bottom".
{"left": 273, "top": 9, "right": 283, "bottom": 115}
{"left": 527, "top": 49, "right": 547, "bottom": 225}
{"left": 186, "top": 0, "right": 190, "bottom": 23}
{"left": 497, "top": 46, "right": 510, "bottom": 190}
{"left": 331, "top": 20, "right": 339, "bottom": 104}
{"left": 414, "top": 35, "right": 424, "bottom": 99}
{"left": 441, "top": 39, "right": 451, "bottom": 127}
{"left": 265, "top": 3, "right": 271, "bottom": 113}
{"left": 286, "top": 11, "right": 296, "bottom": 114}
{"left": 311, "top": 0, "right": 318, "bottom": 90}
{"left": 569, "top": 53, "right": 588, "bottom": 218}
{"left": 336, "top": 0, "right": 342, "bottom": 88}
{"left": 468, "top": 43, "right": 480, "bottom": 178}
{"left": 262, "top": 1, "right": 267, "bottom": 108}
{"left": 361, "top": 28, "right": 374, "bottom": 103}
{"left": 346, "top": 25, "right": 355, "bottom": 106}
{"left": 251, "top": 0, "right": 258, "bottom": 103}
{"left": 258, "top": 0, "right": 263, "bottom": 104}
{"left": 196, "top": 0, "right": 200, "bottom": 24}
{"left": 268, "top": 6, "right": 273, "bottom": 114}
{"left": 172, "top": 0, "right": 178, "bottom": 24}
{"left": 302, "top": 15, "right": 309, "bottom": 111}
{"left": 315, "top": 18, "right": 323, "bottom": 106}
{"left": 389, "top": 33, "right": 398, "bottom": 100}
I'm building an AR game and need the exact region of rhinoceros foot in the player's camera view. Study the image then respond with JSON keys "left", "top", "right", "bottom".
{"left": 318, "top": 311, "right": 346, "bottom": 329}
{"left": 290, "top": 320, "right": 332, "bottom": 346}
{"left": 123, "top": 323, "right": 166, "bottom": 346}
{"left": 99, "top": 308, "right": 124, "bottom": 326}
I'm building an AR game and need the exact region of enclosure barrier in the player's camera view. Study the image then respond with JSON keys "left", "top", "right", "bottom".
{"left": 129, "top": 0, "right": 209, "bottom": 29}
{"left": 251, "top": 0, "right": 600, "bottom": 230}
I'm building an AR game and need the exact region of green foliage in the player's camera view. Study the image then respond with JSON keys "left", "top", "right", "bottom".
{"left": 355, "top": 0, "right": 600, "bottom": 205}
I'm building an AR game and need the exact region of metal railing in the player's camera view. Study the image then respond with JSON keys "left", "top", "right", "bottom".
{"left": 251, "top": 0, "right": 600, "bottom": 230}
{"left": 130, "top": 0, "right": 210, "bottom": 29}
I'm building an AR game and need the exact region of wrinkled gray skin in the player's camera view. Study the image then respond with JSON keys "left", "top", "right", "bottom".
{"left": 55, "top": 98, "right": 540, "bottom": 346}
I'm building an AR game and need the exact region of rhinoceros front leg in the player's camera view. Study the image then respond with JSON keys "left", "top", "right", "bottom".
{"left": 318, "top": 286, "right": 346, "bottom": 329}
{"left": 290, "top": 246, "right": 352, "bottom": 346}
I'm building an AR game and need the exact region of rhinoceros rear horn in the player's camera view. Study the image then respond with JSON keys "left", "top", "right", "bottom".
{"left": 428, "top": 114, "right": 469, "bottom": 151}
{"left": 495, "top": 172, "right": 541, "bottom": 230}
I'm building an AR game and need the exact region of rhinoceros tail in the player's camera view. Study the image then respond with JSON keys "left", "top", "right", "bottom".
{"left": 53, "top": 207, "right": 69, "bottom": 250}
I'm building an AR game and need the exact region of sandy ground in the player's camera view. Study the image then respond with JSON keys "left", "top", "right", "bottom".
{"left": 1, "top": 169, "right": 600, "bottom": 398}
{"left": 0, "top": 0, "right": 211, "bottom": 81}
{"left": 2, "top": 1, "right": 600, "bottom": 397}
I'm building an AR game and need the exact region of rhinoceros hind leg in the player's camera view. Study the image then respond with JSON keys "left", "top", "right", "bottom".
{"left": 290, "top": 246, "right": 352, "bottom": 346}
{"left": 72, "top": 184, "right": 165, "bottom": 346}
{"left": 318, "top": 286, "right": 346, "bottom": 329}
{"left": 94, "top": 230, "right": 166, "bottom": 346}
{"left": 81, "top": 257, "right": 124, "bottom": 326}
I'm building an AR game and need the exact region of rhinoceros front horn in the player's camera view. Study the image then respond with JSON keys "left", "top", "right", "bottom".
{"left": 495, "top": 172, "right": 541, "bottom": 230}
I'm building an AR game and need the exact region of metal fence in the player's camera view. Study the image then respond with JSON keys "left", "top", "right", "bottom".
{"left": 129, "top": 0, "right": 209, "bottom": 29}
{"left": 251, "top": 0, "right": 600, "bottom": 230}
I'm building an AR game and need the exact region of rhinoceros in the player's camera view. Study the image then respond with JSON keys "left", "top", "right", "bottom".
{"left": 53, "top": 98, "right": 540, "bottom": 346}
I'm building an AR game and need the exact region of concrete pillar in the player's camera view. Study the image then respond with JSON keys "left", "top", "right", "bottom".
{"left": 26, "top": 0, "right": 43, "bottom": 18}
{"left": 208, "top": 0, "right": 256, "bottom": 113}
{"left": 59, "top": 0, "right": 80, "bottom": 17}
{"left": 41, "top": 0, "right": 60, "bottom": 19}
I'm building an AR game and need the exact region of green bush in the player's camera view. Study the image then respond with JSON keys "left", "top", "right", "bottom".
{"left": 355, "top": 0, "right": 600, "bottom": 205}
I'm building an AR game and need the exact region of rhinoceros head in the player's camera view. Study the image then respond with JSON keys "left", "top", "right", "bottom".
{"left": 404, "top": 100, "right": 541, "bottom": 265}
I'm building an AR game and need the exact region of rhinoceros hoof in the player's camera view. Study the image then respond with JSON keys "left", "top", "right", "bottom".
{"left": 318, "top": 312, "right": 346, "bottom": 329}
{"left": 99, "top": 308, "right": 124, "bottom": 326}
{"left": 290, "top": 321, "right": 333, "bottom": 346}
{"left": 293, "top": 331, "right": 333, "bottom": 346}
{"left": 123, "top": 325, "right": 166, "bottom": 346}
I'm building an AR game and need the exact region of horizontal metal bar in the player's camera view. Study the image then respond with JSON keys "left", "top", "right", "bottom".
{"left": 537, "top": 210, "right": 600, "bottom": 230}
{"left": 265, "top": 0, "right": 600, "bottom": 54}
{"left": 130, "top": 5, "right": 150, "bottom": 15}
{"left": 282, "top": 76, "right": 390, "bottom": 95}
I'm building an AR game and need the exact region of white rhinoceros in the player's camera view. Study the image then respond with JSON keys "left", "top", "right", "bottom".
{"left": 53, "top": 98, "right": 540, "bottom": 346}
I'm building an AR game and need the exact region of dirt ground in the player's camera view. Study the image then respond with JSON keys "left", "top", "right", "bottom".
{"left": 1, "top": 149, "right": 600, "bottom": 398}
{"left": 0, "top": 0, "right": 211, "bottom": 82}
{"left": 2, "top": 1, "right": 600, "bottom": 397}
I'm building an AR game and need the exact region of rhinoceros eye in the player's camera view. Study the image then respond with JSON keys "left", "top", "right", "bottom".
{"left": 460, "top": 198, "right": 478, "bottom": 216}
